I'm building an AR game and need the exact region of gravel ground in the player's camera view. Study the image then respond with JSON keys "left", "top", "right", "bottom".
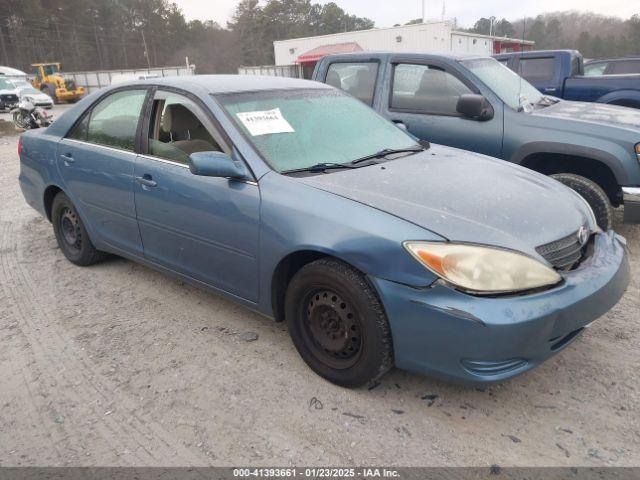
{"left": 0, "top": 129, "right": 638, "bottom": 467}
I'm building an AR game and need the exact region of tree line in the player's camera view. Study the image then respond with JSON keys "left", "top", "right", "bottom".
{"left": 0, "top": 0, "right": 373, "bottom": 74}
{"left": 1, "top": 1, "right": 638, "bottom": 76}
{"left": 466, "top": 11, "right": 640, "bottom": 59}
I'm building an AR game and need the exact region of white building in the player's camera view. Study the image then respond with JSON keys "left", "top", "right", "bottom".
{"left": 273, "top": 21, "right": 533, "bottom": 75}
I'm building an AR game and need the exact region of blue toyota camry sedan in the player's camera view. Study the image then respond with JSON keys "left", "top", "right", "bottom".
{"left": 18, "top": 76, "right": 629, "bottom": 387}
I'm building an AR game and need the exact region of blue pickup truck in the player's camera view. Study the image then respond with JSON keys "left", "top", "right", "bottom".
{"left": 312, "top": 52, "right": 640, "bottom": 229}
{"left": 493, "top": 50, "right": 640, "bottom": 109}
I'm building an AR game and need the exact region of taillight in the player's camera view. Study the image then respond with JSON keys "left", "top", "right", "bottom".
{"left": 17, "top": 136, "right": 23, "bottom": 156}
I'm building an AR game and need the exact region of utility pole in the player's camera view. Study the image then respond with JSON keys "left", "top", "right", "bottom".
{"left": 141, "top": 30, "right": 151, "bottom": 70}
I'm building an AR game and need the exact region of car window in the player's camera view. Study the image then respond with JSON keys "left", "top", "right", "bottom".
{"left": 391, "top": 63, "right": 472, "bottom": 115}
{"left": 78, "top": 89, "right": 147, "bottom": 151}
{"left": 584, "top": 62, "right": 608, "bottom": 76}
{"left": 0, "top": 78, "right": 16, "bottom": 90}
{"left": 610, "top": 60, "right": 640, "bottom": 75}
{"left": 325, "top": 62, "right": 378, "bottom": 105}
{"left": 147, "top": 92, "right": 224, "bottom": 165}
{"left": 518, "top": 57, "right": 555, "bottom": 81}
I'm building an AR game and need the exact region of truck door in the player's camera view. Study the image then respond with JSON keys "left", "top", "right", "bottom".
{"left": 381, "top": 58, "right": 504, "bottom": 158}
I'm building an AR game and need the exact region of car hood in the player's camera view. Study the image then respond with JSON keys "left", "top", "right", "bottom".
{"left": 298, "top": 145, "right": 594, "bottom": 260}
{"left": 531, "top": 100, "right": 640, "bottom": 132}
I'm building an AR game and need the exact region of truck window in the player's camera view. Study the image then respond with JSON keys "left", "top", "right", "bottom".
{"left": 390, "top": 63, "right": 472, "bottom": 115}
{"left": 584, "top": 62, "right": 608, "bottom": 76}
{"left": 609, "top": 60, "right": 640, "bottom": 75}
{"left": 518, "top": 57, "right": 555, "bottom": 82}
{"left": 325, "top": 62, "right": 378, "bottom": 105}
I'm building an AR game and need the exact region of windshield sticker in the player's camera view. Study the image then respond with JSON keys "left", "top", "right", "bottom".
{"left": 236, "top": 108, "right": 295, "bottom": 136}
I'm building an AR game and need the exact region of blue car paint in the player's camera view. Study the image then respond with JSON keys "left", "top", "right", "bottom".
{"left": 18, "top": 75, "right": 630, "bottom": 385}
{"left": 313, "top": 52, "right": 640, "bottom": 221}
{"left": 494, "top": 50, "right": 640, "bottom": 107}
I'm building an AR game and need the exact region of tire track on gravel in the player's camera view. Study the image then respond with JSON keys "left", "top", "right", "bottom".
{"left": 1, "top": 220, "right": 204, "bottom": 465}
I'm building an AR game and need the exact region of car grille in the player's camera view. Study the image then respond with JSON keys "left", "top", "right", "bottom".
{"left": 536, "top": 230, "right": 589, "bottom": 271}
{"left": 0, "top": 94, "right": 18, "bottom": 103}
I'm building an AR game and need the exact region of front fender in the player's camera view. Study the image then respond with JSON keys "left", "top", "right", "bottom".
{"left": 256, "top": 172, "right": 442, "bottom": 316}
{"left": 510, "top": 141, "right": 631, "bottom": 185}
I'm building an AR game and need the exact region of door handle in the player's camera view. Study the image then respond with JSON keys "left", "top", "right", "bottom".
{"left": 136, "top": 175, "right": 157, "bottom": 188}
{"left": 60, "top": 153, "right": 75, "bottom": 164}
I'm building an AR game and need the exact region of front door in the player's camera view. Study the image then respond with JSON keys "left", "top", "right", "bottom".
{"left": 56, "top": 88, "right": 149, "bottom": 255}
{"left": 382, "top": 61, "right": 504, "bottom": 158}
{"left": 133, "top": 90, "right": 261, "bottom": 302}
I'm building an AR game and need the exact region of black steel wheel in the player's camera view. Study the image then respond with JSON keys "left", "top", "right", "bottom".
{"left": 301, "top": 288, "right": 363, "bottom": 370}
{"left": 51, "top": 192, "right": 105, "bottom": 266}
{"left": 285, "top": 258, "right": 393, "bottom": 388}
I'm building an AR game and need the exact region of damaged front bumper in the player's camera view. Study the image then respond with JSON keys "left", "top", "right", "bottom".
{"left": 370, "top": 231, "right": 630, "bottom": 385}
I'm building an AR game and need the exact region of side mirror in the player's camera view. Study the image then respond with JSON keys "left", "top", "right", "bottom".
{"left": 456, "top": 94, "right": 494, "bottom": 121}
{"left": 188, "top": 151, "right": 249, "bottom": 180}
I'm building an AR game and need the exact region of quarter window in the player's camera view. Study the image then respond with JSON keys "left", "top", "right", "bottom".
{"left": 325, "top": 62, "right": 378, "bottom": 105}
{"left": 69, "top": 89, "right": 147, "bottom": 151}
{"left": 391, "top": 63, "right": 472, "bottom": 115}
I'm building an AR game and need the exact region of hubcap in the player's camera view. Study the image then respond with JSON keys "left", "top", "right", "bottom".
{"left": 59, "top": 207, "right": 82, "bottom": 251}
{"left": 303, "top": 289, "right": 362, "bottom": 368}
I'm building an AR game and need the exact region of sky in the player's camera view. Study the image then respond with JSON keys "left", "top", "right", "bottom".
{"left": 174, "top": 0, "right": 638, "bottom": 29}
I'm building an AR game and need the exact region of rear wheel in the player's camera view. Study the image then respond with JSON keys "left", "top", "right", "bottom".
{"left": 285, "top": 258, "right": 393, "bottom": 388}
{"left": 52, "top": 192, "right": 106, "bottom": 266}
{"left": 551, "top": 173, "right": 613, "bottom": 230}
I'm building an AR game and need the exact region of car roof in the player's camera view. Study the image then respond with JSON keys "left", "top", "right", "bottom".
{"left": 494, "top": 49, "right": 579, "bottom": 58}
{"left": 321, "top": 51, "right": 486, "bottom": 62}
{"left": 121, "top": 74, "right": 331, "bottom": 94}
{"left": 586, "top": 57, "right": 640, "bottom": 63}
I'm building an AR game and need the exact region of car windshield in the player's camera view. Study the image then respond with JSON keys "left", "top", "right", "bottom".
{"left": 19, "top": 87, "right": 40, "bottom": 95}
{"left": 217, "top": 88, "right": 419, "bottom": 173}
{"left": 0, "top": 78, "right": 16, "bottom": 90}
{"left": 461, "top": 57, "right": 543, "bottom": 110}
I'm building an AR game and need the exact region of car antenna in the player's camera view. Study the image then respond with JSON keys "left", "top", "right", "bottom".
{"left": 517, "top": 16, "right": 526, "bottom": 110}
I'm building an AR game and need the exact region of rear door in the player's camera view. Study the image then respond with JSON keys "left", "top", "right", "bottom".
{"left": 56, "top": 88, "right": 149, "bottom": 255}
{"left": 381, "top": 58, "right": 503, "bottom": 158}
{"left": 133, "top": 89, "right": 261, "bottom": 302}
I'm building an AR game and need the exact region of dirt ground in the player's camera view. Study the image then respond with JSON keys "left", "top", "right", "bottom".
{"left": 0, "top": 128, "right": 638, "bottom": 467}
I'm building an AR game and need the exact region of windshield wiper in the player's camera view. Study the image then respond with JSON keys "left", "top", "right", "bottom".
{"left": 282, "top": 162, "right": 358, "bottom": 174}
{"left": 350, "top": 147, "right": 425, "bottom": 165}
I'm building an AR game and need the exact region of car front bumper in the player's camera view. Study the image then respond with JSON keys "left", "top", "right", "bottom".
{"left": 623, "top": 187, "right": 640, "bottom": 223}
{"left": 370, "top": 231, "right": 629, "bottom": 385}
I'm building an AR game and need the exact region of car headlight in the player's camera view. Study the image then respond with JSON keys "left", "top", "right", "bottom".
{"left": 403, "top": 241, "right": 562, "bottom": 294}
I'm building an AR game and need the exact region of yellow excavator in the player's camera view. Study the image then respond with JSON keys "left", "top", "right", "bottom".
{"left": 31, "top": 63, "right": 85, "bottom": 103}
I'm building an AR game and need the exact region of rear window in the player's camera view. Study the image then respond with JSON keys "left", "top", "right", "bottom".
{"left": 518, "top": 57, "right": 555, "bottom": 82}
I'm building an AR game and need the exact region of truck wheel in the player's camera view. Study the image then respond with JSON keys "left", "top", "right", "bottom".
{"left": 52, "top": 192, "right": 106, "bottom": 266}
{"left": 285, "top": 258, "right": 393, "bottom": 388}
{"left": 42, "top": 84, "right": 58, "bottom": 104}
{"left": 551, "top": 173, "right": 613, "bottom": 230}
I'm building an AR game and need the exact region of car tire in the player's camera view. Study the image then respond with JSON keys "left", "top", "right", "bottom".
{"left": 285, "top": 258, "right": 393, "bottom": 388}
{"left": 51, "top": 192, "right": 106, "bottom": 266}
{"left": 551, "top": 173, "right": 613, "bottom": 231}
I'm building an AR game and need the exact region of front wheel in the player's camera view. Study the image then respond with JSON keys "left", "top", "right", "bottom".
{"left": 551, "top": 173, "right": 613, "bottom": 231}
{"left": 51, "top": 192, "right": 106, "bottom": 266}
{"left": 285, "top": 258, "right": 393, "bottom": 388}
